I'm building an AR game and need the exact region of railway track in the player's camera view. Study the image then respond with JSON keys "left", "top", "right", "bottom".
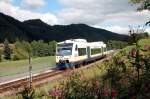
{"left": 0, "top": 50, "right": 116, "bottom": 97}
{"left": 0, "top": 70, "right": 64, "bottom": 96}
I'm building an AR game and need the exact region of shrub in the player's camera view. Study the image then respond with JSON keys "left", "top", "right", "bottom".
{"left": 3, "top": 39, "right": 12, "bottom": 60}
{"left": 0, "top": 49, "right": 3, "bottom": 62}
{"left": 12, "top": 45, "right": 29, "bottom": 60}
{"left": 48, "top": 43, "right": 150, "bottom": 99}
{"left": 20, "top": 86, "right": 35, "bottom": 99}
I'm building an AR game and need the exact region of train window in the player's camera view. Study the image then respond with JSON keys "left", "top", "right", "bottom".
{"left": 57, "top": 47, "right": 72, "bottom": 56}
{"left": 57, "top": 43, "right": 73, "bottom": 47}
{"left": 102, "top": 47, "right": 103, "bottom": 52}
{"left": 91, "top": 48, "right": 102, "bottom": 55}
{"left": 78, "top": 48, "right": 86, "bottom": 56}
{"left": 57, "top": 43, "right": 73, "bottom": 56}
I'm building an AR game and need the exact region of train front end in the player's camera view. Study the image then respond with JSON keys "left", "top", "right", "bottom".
{"left": 56, "top": 41, "right": 74, "bottom": 69}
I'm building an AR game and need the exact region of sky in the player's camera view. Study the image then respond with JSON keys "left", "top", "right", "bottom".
{"left": 0, "top": 0, "right": 150, "bottom": 35}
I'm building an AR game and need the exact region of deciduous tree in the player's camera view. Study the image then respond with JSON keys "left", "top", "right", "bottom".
{"left": 130, "top": 0, "right": 150, "bottom": 25}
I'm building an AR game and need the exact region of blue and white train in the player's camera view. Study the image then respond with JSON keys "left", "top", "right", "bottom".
{"left": 56, "top": 39, "right": 107, "bottom": 69}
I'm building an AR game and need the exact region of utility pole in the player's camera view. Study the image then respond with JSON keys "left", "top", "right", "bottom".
{"left": 29, "top": 53, "right": 32, "bottom": 89}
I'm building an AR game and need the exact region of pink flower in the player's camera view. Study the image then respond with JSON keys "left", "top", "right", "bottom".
{"left": 111, "top": 89, "right": 118, "bottom": 98}
{"left": 49, "top": 87, "right": 62, "bottom": 97}
{"left": 130, "top": 48, "right": 137, "bottom": 57}
{"left": 102, "top": 88, "right": 109, "bottom": 97}
{"left": 139, "top": 61, "right": 145, "bottom": 65}
{"left": 93, "top": 80, "right": 99, "bottom": 89}
{"left": 144, "top": 45, "right": 150, "bottom": 51}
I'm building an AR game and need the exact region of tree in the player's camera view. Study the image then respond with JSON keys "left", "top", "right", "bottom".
{"left": 3, "top": 39, "right": 12, "bottom": 60}
{"left": 31, "top": 40, "right": 48, "bottom": 57}
{"left": 107, "top": 40, "right": 128, "bottom": 49}
{"left": 0, "top": 49, "right": 3, "bottom": 62}
{"left": 129, "top": 32, "right": 149, "bottom": 44}
{"left": 130, "top": 0, "right": 150, "bottom": 10}
{"left": 130, "top": 0, "right": 150, "bottom": 25}
{"left": 13, "top": 40, "right": 31, "bottom": 60}
{"left": 21, "top": 41, "right": 32, "bottom": 55}
{"left": 49, "top": 41, "right": 57, "bottom": 56}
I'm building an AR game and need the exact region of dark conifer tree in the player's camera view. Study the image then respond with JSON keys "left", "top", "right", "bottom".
{"left": 4, "top": 39, "right": 12, "bottom": 60}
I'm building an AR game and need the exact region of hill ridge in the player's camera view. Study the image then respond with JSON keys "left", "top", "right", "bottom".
{"left": 0, "top": 12, "right": 129, "bottom": 42}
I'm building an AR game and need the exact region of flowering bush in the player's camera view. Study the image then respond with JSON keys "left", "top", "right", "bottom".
{"left": 47, "top": 38, "right": 150, "bottom": 99}
{"left": 48, "top": 86, "right": 63, "bottom": 99}
{"left": 48, "top": 71, "right": 121, "bottom": 99}
{"left": 20, "top": 86, "right": 35, "bottom": 99}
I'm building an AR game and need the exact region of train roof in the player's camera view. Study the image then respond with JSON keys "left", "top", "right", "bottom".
{"left": 88, "top": 42, "right": 106, "bottom": 48}
{"left": 58, "top": 39, "right": 87, "bottom": 44}
{"left": 57, "top": 39, "right": 106, "bottom": 48}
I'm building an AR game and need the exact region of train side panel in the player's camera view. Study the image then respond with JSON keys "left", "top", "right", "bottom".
{"left": 56, "top": 39, "right": 107, "bottom": 69}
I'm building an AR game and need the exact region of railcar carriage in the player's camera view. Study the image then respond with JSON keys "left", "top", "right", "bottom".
{"left": 87, "top": 42, "right": 106, "bottom": 61}
{"left": 56, "top": 39, "right": 106, "bottom": 69}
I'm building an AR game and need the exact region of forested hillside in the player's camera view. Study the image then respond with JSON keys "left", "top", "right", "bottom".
{"left": 0, "top": 13, "right": 129, "bottom": 42}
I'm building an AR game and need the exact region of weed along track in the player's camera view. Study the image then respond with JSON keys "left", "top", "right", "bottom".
{"left": 0, "top": 51, "right": 115, "bottom": 97}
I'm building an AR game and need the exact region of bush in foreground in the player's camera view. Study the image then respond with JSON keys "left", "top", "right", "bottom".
{"left": 48, "top": 43, "right": 150, "bottom": 99}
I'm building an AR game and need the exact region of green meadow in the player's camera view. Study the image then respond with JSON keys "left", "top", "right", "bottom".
{"left": 0, "top": 56, "right": 55, "bottom": 77}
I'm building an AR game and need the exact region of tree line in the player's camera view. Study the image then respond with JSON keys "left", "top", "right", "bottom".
{"left": 0, "top": 39, "right": 57, "bottom": 61}
{"left": 106, "top": 32, "right": 149, "bottom": 50}
{"left": 107, "top": 40, "right": 128, "bottom": 50}
{"left": 1, "top": 32, "right": 149, "bottom": 62}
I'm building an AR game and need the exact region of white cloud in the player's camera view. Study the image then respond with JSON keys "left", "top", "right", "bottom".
{"left": 58, "top": 0, "right": 150, "bottom": 35}
{"left": 93, "top": 25, "right": 129, "bottom": 34}
{"left": 0, "top": 0, "right": 149, "bottom": 35}
{"left": 58, "top": 0, "right": 138, "bottom": 25}
{"left": 94, "top": 25, "right": 150, "bottom": 35}
{"left": 146, "top": 28, "right": 150, "bottom": 34}
{"left": 57, "top": 8, "right": 104, "bottom": 25}
{"left": 1, "top": 0, "right": 12, "bottom": 3}
{"left": 59, "top": 0, "right": 136, "bottom": 13}
{"left": 0, "top": 1, "right": 58, "bottom": 25}
{"left": 21, "top": 0, "right": 45, "bottom": 9}
{"left": 105, "top": 10, "right": 150, "bottom": 26}
{"left": 103, "top": 26, "right": 129, "bottom": 34}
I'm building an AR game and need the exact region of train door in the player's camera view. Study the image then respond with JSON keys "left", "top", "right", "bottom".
{"left": 87, "top": 46, "right": 91, "bottom": 59}
{"left": 75, "top": 45, "right": 78, "bottom": 57}
{"left": 102, "top": 47, "right": 104, "bottom": 55}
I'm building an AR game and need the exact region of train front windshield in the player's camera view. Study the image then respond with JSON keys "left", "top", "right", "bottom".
{"left": 57, "top": 43, "right": 73, "bottom": 56}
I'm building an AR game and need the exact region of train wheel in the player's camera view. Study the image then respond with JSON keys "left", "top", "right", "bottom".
{"left": 82, "top": 61, "right": 87, "bottom": 66}
{"left": 75, "top": 64, "right": 80, "bottom": 68}
{"left": 70, "top": 66, "right": 75, "bottom": 70}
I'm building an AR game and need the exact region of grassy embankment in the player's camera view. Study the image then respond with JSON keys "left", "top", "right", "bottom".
{"left": 3, "top": 59, "right": 107, "bottom": 99}
{"left": 0, "top": 56, "right": 55, "bottom": 77}
{"left": 3, "top": 38, "right": 150, "bottom": 99}
{"left": 123, "top": 38, "right": 150, "bottom": 53}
